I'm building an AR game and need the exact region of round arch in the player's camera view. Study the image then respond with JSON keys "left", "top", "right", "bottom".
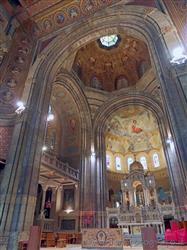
{"left": 1, "top": 5, "right": 187, "bottom": 247}
{"left": 92, "top": 91, "right": 186, "bottom": 225}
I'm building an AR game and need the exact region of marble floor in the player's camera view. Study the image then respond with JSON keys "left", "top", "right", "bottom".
{"left": 40, "top": 245, "right": 187, "bottom": 250}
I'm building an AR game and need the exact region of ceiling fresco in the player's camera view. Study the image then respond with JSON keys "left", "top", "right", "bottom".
{"left": 105, "top": 106, "right": 162, "bottom": 153}
{"left": 73, "top": 34, "right": 151, "bottom": 92}
{"left": 51, "top": 85, "right": 81, "bottom": 161}
{"left": 1, "top": 0, "right": 158, "bottom": 38}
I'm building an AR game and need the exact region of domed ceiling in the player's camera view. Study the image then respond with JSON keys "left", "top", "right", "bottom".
{"left": 105, "top": 106, "right": 162, "bottom": 153}
{"left": 73, "top": 34, "right": 151, "bottom": 92}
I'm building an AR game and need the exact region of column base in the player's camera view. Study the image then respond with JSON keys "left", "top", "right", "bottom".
{"left": 0, "top": 231, "right": 30, "bottom": 250}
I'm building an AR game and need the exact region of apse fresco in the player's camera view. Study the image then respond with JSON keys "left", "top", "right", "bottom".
{"left": 106, "top": 106, "right": 162, "bottom": 153}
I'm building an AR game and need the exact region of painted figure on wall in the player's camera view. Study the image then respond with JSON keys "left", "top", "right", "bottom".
{"left": 132, "top": 120, "right": 143, "bottom": 134}
{"left": 69, "top": 118, "right": 76, "bottom": 133}
{"left": 63, "top": 188, "right": 75, "bottom": 210}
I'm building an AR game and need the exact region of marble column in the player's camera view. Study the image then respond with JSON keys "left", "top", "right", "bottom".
{"left": 50, "top": 187, "right": 57, "bottom": 219}
{"left": 159, "top": 61, "right": 187, "bottom": 219}
{"left": 0, "top": 57, "right": 51, "bottom": 249}
{"left": 56, "top": 186, "right": 63, "bottom": 213}
{"left": 40, "top": 185, "right": 48, "bottom": 215}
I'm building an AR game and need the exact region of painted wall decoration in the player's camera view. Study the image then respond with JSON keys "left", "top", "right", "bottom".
{"left": 63, "top": 188, "right": 75, "bottom": 210}
{"left": 106, "top": 106, "right": 162, "bottom": 153}
{"left": 73, "top": 35, "right": 151, "bottom": 92}
{"left": 51, "top": 85, "right": 81, "bottom": 168}
{"left": 33, "top": 0, "right": 122, "bottom": 37}
{"left": 82, "top": 228, "right": 123, "bottom": 249}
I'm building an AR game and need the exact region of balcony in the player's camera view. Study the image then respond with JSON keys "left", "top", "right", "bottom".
{"left": 41, "top": 152, "right": 79, "bottom": 181}
{"left": 36, "top": 218, "right": 55, "bottom": 232}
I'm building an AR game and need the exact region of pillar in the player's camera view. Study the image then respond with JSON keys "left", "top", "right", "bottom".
{"left": 160, "top": 62, "right": 187, "bottom": 219}
{"left": 40, "top": 185, "right": 48, "bottom": 215}
{"left": 56, "top": 186, "right": 62, "bottom": 213}
{"left": 50, "top": 187, "right": 57, "bottom": 219}
{"left": 0, "top": 54, "right": 51, "bottom": 249}
{"left": 94, "top": 134, "right": 107, "bottom": 228}
{"left": 129, "top": 189, "right": 134, "bottom": 206}
{"left": 143, "top": 188, "right": 149, "bottom": 206}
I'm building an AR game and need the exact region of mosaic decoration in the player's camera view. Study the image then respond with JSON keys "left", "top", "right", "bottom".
{"left": 73, "top": 34, "right": 151, "bottom": 92}
{"left": 0, "top": 34, "right": 33, "bottom": 114}
{"left": 163, "top": 0, "right": 187, "bottom": 46}
{"left": 56, "top": 13, "right": 65, "bottom": 24}
{"left": 82, "top": 228, "right": 123, "bottom": 249}
{"left": 33, "top": 0, "right": 125, "bottom": 37}
{"left": 51, "top": 85, "right": 81, "bottom": 157}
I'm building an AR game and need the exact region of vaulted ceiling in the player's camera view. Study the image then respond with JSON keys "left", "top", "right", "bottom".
{"left": 73, "top": 33, "right": 151, "bottom": 92}
{"left": 1, "top": 0, "right": 158, "bottom": 38}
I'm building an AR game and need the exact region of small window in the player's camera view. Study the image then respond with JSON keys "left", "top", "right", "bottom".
{"left": 153, "top": 153, "right": 160, "bottom": 168}
{"left": 115, "top": 76, "right": 129, "bottom": 90}
{"left": 140, "top": 156, "right": 148, "bottom": 170}
{"left": 106, "top": 155, "right": 111, "bottom": 168}
{"left": 127, "top": 157, "right": 134, "bottom": 170}
{"left": 115, "top": 157, "right": 121, "bottom": 171}
{"left": 100, "top": 35, "right": 118, "bottom": 47}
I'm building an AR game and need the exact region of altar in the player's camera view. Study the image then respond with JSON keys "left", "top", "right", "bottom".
{"left": 106, "top": 160, "right": 165, "bottom": 235}
{"left": 82, "top": 228, "right": 123, "bottom": 250}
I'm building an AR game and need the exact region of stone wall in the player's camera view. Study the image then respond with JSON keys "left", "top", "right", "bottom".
{"left": 0, "top": 126, "right": 13, "bottom": 160}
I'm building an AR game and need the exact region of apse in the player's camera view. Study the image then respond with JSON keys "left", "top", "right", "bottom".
{"left": 105, "top": 106, "right": 171, "bottom": 207}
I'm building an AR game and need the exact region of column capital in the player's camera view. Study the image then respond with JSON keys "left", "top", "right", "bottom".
{"left": 40, "top": 183, "right": 49, "bottom": 192}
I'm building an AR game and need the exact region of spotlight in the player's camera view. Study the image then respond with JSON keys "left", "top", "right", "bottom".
{"left": 65, "top": 208, "right": 73, "bottom": 214}
{"left": 166, "top": 137, "right": 172, "bottom": 144}
{"left": 42, "top": 145, "right": 47, "bottom": 151}
{"left": 171, "top": 46, "right": 187, "bottom": 65}
{"left": 17, "top": 101, "right": 24, "bottom": 107}
{"left": 47, "top": 113, "right": 54, "bottom": 122}
{"left": 15, "top": 101, "right": 25, "bottom": 114}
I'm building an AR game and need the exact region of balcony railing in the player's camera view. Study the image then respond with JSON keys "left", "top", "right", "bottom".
{"left": 36, "top": 218, "right": 55, "bottom": 232}
{"left": 41, "top": 152, "right": 79, "bottom": 181}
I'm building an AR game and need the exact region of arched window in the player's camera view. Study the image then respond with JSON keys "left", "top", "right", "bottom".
{"left": 140, "top": 156, "right": 148, "bottom": 170}
{"left": 100, "top": 35, "right": 118, "bottom": 47}
{"left": 115, "top": 157, "right": 121, "bottom": 171}
{"left": 106, "top": 155, "right": 111, "bottom": 168}
{"left": 115, "top": 76, "right": 129, "bottom": 90}
{"left": 90, "top": 76, "right": 102, "bottom": 90}
{"left": 153, "top": 153, "right": 160, "bottom": 168}
{"left": 127, "top": 157, "right": 134, "bottom": 170}
{"left": 138, "top": 61, "right": 149, "bottom": 78}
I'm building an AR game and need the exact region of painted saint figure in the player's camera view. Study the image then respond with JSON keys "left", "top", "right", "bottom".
{"left": 132, "top": 120, "right": 143, "bottom": 134}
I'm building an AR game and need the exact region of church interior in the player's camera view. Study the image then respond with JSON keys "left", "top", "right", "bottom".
{"left": 0, "top": 0, "right": 187, "bottom": 249}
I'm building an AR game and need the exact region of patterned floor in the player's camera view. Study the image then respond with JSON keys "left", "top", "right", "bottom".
{"left": 40, "top": 244, "right": 187, "bottom": 250}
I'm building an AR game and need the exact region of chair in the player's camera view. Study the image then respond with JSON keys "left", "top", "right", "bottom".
{"left": 177, "top": 228, "right": 187, "bottom": 243}
{"left": 165, "top": 229, "right": 178, "bottom": 242}
{"left": 165, "top": 220, "right": 187, "bottom": 243}
{"left": 165, "top": 220, "right": 179, "bottom": 243}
